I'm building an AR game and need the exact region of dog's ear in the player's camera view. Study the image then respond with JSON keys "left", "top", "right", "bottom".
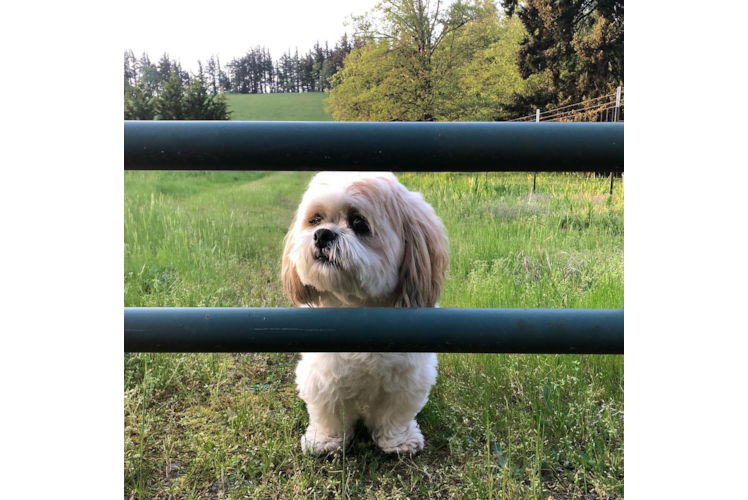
{"left": 282, "top": 219, "right": 320, "bottom": 307}
{"left": 392, "top": 190, "right": 449, "bottom": 308}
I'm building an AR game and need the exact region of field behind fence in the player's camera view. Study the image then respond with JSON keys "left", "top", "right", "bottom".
{"left": 124, "top": 170, "right": 624, "bottom": 499}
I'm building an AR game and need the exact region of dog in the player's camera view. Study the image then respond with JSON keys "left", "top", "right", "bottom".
{"left": 281, "top": 172, "right": 448, "bottom": 455}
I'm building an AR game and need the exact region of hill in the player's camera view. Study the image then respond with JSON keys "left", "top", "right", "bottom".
{"left": 225, "top": 92, "right": 332, "bottom": 121}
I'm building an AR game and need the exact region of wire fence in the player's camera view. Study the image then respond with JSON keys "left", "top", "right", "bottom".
{"left": 510, "top": 87, "right": 624, "bottom": 123}
{"left": 508, "top": 86, "right": 624, "bottom": 195}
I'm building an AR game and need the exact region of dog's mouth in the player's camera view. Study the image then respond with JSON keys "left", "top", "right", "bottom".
{"left": 314, "top": 250, "right": 340, "bottom": 267}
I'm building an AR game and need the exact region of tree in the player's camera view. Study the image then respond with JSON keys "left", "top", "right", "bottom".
{"left": 206, "top": 55, "right": 219, "bottom": 95}
{"left": 276, "top": 50, "right": 293, "bottom": 92}
{"left": 124, "top": 50, "right": 137, "bottom": 89}
{"left": 124, "top": 79, "right": 155, "bottom": 119}
{"left": 319, "top": 58, "right": 336, "bottom": 91}
{"left": 196, "top": 60, "right": 205, "bottom": 83}
{"left": 137, "top": 53, "right": 162, "bottom": 94}
{"left": 218, "top": 55, "right": 232, "bottom": 93}
{"left": 137, "top": 52, "right": 153, "bottom": 77}
{"left": 183, "top": 78, "right": 232, "bottom": 120}
{"left": 325, "top": 42, "right": 400, "bottom": 120}
{"left": 183, "top": 77, "right": 210, "bottom": 119}
{"left": 294, "top": 48, "right": 302, "bottom": 92}
{"left": 301, "top": 52, "right": 315, "bottom": 92}
{"left": 171, "top": 60, "right": 190, "bottom": 88}
{"left": 503, "top": 0, "right": 624, "bottom": 112}
{"left": 157, "top": 53, "right": 172, "bottom": 86}
{"left": 574, "top": 4, "right": 624, "bottom": 97}
{"left": 330, "top": 33, "right": 352, "bottom": 71}
{"left": 208, "top": 88, "right": 231, "bottom": 120}
{"left": 125, "top": 38, "right": 357, "bottom": 100}
{"left": 154, "top": 71, "right": 185, "bottom": 120}
{"left": 227, "top": 47, "right": 272, "bottom": 94}
{"left": 263, "top": 48, "right": 274, "bottom": 93}
{"left": 309, "top": 41, "right": 326, "bottom": 91}
{"left": 326, "top": 0, "right": 492, "bottom": 121}
{"left": 125, "top": 66, "right": 229, "bottom": 121}
{"left": 452, "top": 15, "right": 552, "bottom": 120}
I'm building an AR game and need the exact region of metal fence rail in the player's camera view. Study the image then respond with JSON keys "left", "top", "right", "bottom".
{"left": 124, "top": 121, "right": 623, "bottom": 172}
{"left": 125, "top": 308, "right": 623, "bottom": 354}
{"left": 124, "top": 121, "right": 624, "bottom": 354}
{"left": 507, "top": 87, "right": 624, "bottom": 195}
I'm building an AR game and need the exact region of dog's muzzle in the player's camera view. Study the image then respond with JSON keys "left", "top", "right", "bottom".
{"left": 314, "top": 228, "right": 337, "bottom": 249}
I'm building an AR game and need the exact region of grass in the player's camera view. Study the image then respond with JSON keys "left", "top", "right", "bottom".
{"left": 225, "top": 92, "right": 333, "bottom": 121}
{"left": 124, "top": 171, "right": 624, "bottom": 499}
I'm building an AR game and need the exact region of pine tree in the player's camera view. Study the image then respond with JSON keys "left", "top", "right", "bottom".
{"left": 137, "top": 52, "right": 161, "bottom": 94}
{"left": 504, "top": 0, "right": 624, "bottom": 110}
{"left": 319, "top": 59, "right": 335, "bottom": 91}
{"left": 157, "top": 53, "right": 172, "bottom": 86}
{"left": 331, "top": 34, "right": 351, "bottom": 71}
{"left": 196, "top": 60, "right": 205, "bottom": 83}
{"left": 183, "top": 78, "right": 211, "bottom": 119}
{"left": 218, "top": 54, "right": 232, "bottom": 93}
{"left": 207, "top": 55, "right": 219, "bottom": 95}
{"left": 124, "top": 79, "right": 155, "bottom": 120}
{"left": 207, "top": 88, "right": 231, "bottom": 120}
{"left": 171, "top": 60, "right": 190, "bottom": 88}
{"left": 301, "top": 52, "right": 315, "bottom": 92}
{"left": 264, "top": 48, "right": 274, "bottom": 93}
{"left": 154, "top": 71, "right": 184, "bottom": 120}
{"left": 276, "top": 51, "right": 288, "bottom": 92}
{"left": 294, "top": 48, "right": 301, "bottom": 92}
{"left": 183, "top": 75, "right": 231, "bottom": 120}
{"left": 137, "top": 53, "right": 152, "bottom": 79}
{"left": 227, "top": 54, "right": 248, "bottom": 93}
{"left": 124, "top": 50, "right": 137, "bottom": 89}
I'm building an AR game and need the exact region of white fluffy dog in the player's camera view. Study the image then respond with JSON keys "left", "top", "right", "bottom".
{"left": 281, "top": 172, "right": 448, "bottom": 456}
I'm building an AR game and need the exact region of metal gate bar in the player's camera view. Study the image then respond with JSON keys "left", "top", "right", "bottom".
{"left": 125, "top": 308, "right": 623, "bottom": 354}
{"left": 124, "top": 121, "right": 623, "bottom": 172}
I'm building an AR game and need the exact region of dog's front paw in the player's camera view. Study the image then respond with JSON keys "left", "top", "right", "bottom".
{"left": 375, "top": 421, "right": 425, "bottom": 456}
{"left": 301, "top": 428, "right": 348, "bottom": 455}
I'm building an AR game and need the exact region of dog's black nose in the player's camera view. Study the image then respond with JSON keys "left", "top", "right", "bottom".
{"left": 314, "top": 228, "right": 337, "bottom": 249}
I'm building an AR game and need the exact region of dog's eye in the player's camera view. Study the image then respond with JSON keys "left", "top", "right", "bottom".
{"left": 350, "top": 215, "right": 370, "bottom": 236}
{"left": 308, "top": 213, "right": 322, "bottom": 226}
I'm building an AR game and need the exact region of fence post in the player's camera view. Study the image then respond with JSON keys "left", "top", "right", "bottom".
{"left": 533, "top": 109, "right": 540, "bottom": 193}
{"left": 609, "top": 88, "right": 622, "bottom": 196}
{"left": 614, "top": 86, "right": 622, "bottom": 123}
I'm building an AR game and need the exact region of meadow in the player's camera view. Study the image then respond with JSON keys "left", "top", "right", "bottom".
{"left": 225, "top": 92, "right": 333, "bottom": 121}
{"left": 124, "top": 169, "right": 624, "bottom": 499}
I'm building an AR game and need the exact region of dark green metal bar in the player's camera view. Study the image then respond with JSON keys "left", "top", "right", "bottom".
{"left": 124, "top": 308, "right": 623, "bottom": 354}
{"left": 124, "top": 121, "right": 623, "bottom": 172}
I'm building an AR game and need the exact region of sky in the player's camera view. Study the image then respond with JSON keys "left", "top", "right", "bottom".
{"left": 125, "top": 0, "right": 380, "bottom": 74}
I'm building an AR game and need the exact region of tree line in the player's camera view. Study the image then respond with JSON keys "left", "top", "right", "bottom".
{"left": 225, "top": 36, "right": 361, "bottom": 94}
{"left": 124, "top": 34, "right": 357, "bottom": 97}
{"left": 125, "top": 0, "right": 623, "bottom": 121}
{"left": 124, "top": 34, "right": 359, "bottom": 120}
{"left": 124, "top": 52, "right": 231, "bottom": 120}
{"left": 125, "top": 70, "right": 232, "bottom": 121}
{"left": 326, "top": 0, "right": 623, "bottom": 121}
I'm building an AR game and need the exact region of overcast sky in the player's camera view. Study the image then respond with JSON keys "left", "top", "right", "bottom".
{"left": 125, "top": 0, "right": 380, "bottom": 73}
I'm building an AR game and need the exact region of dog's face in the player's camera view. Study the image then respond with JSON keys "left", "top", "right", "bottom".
{"left": 282, "top": 172, "right": 448, "bottom": 308}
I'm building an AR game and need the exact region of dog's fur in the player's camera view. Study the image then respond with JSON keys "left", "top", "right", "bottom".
{"left": 281, "top": 172, "right": 448, "bottom": 455}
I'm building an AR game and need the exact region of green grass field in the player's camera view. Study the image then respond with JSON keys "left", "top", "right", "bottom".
{"left": 125, "top": 170, "right": 624, "bottom": 499}
{"left": 225, "top": 92, "right": 333, "bottom": 121}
